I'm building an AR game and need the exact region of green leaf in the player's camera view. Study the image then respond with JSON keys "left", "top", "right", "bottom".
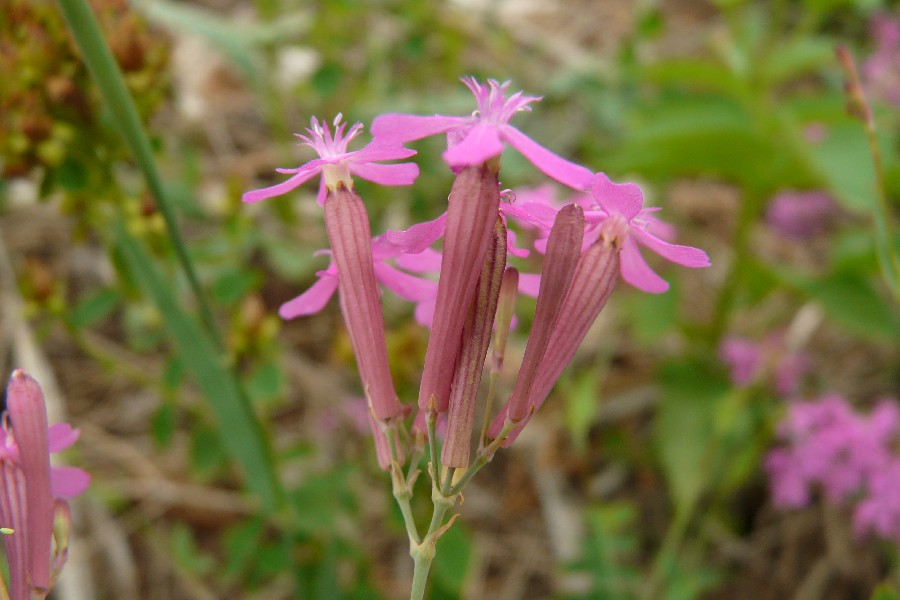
{"left": 190, "top": 425, "right": 229, "bottom": 481}
{"left": 290, "top": 470, "right": 351, "bottom": 534}
{"left": 246, "top": 361, "right": 284, "bottom": 406}
{"left": 807, "top": 121, "right": 881, "bottom": 212}
{"left": 151, "top": 402, "right": 176, "bottom": 447}
{"left": 67, "top": 288, "right": 120, "bottom": 328}
{"left": 115, "top": 223, "right": 282, "bottom": 509}
{"left": 626, "top": 286, "right": 678, "bottom": 344}
{"left": 222, "top": 518, "right": 264, "bottom": 582}
{"left": 170, "top": 524, "right": 215, "bottom": 576}
{"left": 433, "top": 523, "right": 472, "bottom": 594}
{"left": 606, "top": 97, "right": 797, "bottom": 188}
{"left": 566, "top": 503, "right": 639, "bottom": 600}
{"left": 760, "top": 36, "right": 835, "bottom": 85}
{"left": 796, "top": 272, "right": 900, "bottom": 341}
{"left": 564, "top": 370, "right": 601, "bottom": 453}
{"left": 211, "top": 268, "right": 261, "bottom": 307}
{"left": 654, "top": 361, "right": 730, "bottom": 515}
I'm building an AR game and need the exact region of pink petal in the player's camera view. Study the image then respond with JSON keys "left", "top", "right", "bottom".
{"left": 242, "top": 168, "right": 321, "bottom": 204}
{"left": 278, "top": 273, "right": 339, "bottom": 319}
{"left": 386, "top": 212, "right": 448, "bottom": 254}
{"left": 351, "top": 141, "right": 417, "bottom": 163}
{"left": 274, "top": 158, "right": 327, "bottom": 174}
{"left": 414, "top": 298, "right": 436, "bottom": 328}
{"left": 350, "top": 161, "right": 419, "bottom": 187}
{"left": 395, "top": 248, "right": 443, "bottom": 272}
{"left": 518, "top": 272, "right": 542, "bottom": 297}
{"left": 502, "top": 126, "right": 594, "bottom": 190}
{"left": 620, "top": 236, "right": 669, "bottom": 293}
{"left": 500, "top": 201, "right": 557, "bottom": 230}
{"left": 631, "top": 229, "right": 711, "bottom": 268}
{"left": 47, "top": 423, "right": 80, "bottom": 453}
{"left": 591, "top": 173, "right": 643, "bottom": 220}
{"left": 505, "top": 227, "right": 530, "bottom": 258}
{"left": 374, "top": 263, "right": 438, "bottom": 301}
{"left": 371, "top": 114, "right": 467, "bottom": 143}
{"left": 50, "top": 466, "right": 90, "bottom": 499}
{"left": 443, "top": 122, "right": 504, "bottom": 167}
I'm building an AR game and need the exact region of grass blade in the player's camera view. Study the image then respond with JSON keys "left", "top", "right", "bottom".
{"left": 56, "top": 0, "right": 224, "bottom": 346}
{"left": 115, "top": 221, "right": 282, "bottom": 511}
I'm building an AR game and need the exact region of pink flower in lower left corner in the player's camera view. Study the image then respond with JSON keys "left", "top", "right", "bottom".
{"left": 1, "top": 370, "right": 89, "bottom": 600}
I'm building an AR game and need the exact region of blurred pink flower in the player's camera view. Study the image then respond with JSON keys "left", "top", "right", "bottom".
{"left": 765, "top": 190, "right": 836, "bottom": 240}
{"left": 863, "top": 11, "right": 900, "bottom": 105}
{"left": 242, "top": 115, "right": 418, "bottom": 206}
{"left": 854, "top": 459, "right": 900, "bottom": 544}
{"left": 767, "top": 394, "right": 900, "bottom": 544}
{"left": 720, "top": 334, "right": 809, "bottom": 396}
{"left": 372, "top": 78, "right": 593, "bottom": 189}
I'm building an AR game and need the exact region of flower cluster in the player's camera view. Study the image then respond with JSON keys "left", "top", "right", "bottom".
{"left": 766, "top": 394, "right": 900, "bottom": 543}
{"left": 1, "top": 370, "right": 89, "bottom": 600}
{"left": 243, "top": 77, "right": 710, "bottom": 466}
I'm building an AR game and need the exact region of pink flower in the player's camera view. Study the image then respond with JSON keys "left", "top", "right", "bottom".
{"left": 278, "top": 235, "right": 438, "bottom": 324}
{"left": 0, "top": 370, "right": 89, "bottom": 600}
{"left": 765, "top": 191, "right": 836, "bottom": 240}
{"left": 766, "top": 393, "right": 900, "bottom": 538}
{"left": 494, "top": 177, "right": 705, "bottom": 295}
{"left": 585, "top": 173, "right": 710, "bottom": 293}
{"left": 242, "top": 115, "right": 419, "bottom": 206}
{"left": 371, "top": 78, "right": 593, "bottom": 190}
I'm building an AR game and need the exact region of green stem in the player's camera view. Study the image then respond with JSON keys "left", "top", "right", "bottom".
{"left": 409, "top": 494, "right": 453, "bottom": 600}
{"left": 56, "top": 0, "right": 223, "bottom": 348}
{"left": 449, "top": 419, "right": 517, "bottom": 496}
{"left": 642, "top": 505, "right": 694, "bottom": 600}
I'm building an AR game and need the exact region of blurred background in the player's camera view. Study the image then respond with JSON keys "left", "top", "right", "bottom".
{"left": 1, "top": 0, "right": 899, "bottom": 598}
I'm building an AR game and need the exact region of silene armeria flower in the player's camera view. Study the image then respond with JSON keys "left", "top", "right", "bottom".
{"left": 242, "top": 114, "right": 419, "bottom": 206}
{"left": 244, "top": 115, "right": 420, "bottom": 422}
{"left": 372, "top": 77, "right": 593, "bottom": 190}
{"left": 589, "top": 173, "right": 710, "bottom": 293}
{"left": 0, "top": 370, "right": 89, "bottom": 600}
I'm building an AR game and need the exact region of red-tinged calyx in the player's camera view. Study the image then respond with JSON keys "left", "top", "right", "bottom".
{"left": 6, "top": 369, "right": 53, "bottom": 590}
{"left": 418, "top": 164, "right": 501, "bottom": 413}
{"left": 506, "top": 204, "right": 584, "bottom": 422}
{"left": 493, "top": 237, "right": 620, "bottom": 446}
{"left": 442, "top": 219, "right": 507, "bottom": 468}
{"left": 324, "top": 186, "right": 402, "bottom": 420}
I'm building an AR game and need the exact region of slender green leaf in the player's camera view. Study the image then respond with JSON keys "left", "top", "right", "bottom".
{"left": 56, "top": 0, "right": 221, "bottom": 347}
{"left": 115, "top": 223, "right": 281, "bottom": 509}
